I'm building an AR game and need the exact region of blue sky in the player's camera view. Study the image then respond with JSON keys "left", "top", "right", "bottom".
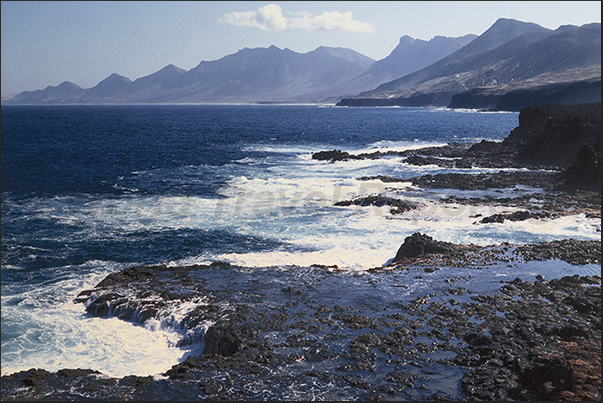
{"left": 1, "top": 1, "right": 601, "bottom": 94}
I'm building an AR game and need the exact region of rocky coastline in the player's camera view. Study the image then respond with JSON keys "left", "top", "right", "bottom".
{"left": 1, "top": 240, "right": 600, "bottom": 401}
{"left": 2, "top": 103, "right": 600, "bottom": 401}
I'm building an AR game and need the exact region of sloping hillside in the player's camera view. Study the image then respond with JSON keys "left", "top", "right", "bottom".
{"left": 338, "top": 20, "right": 601, "bottom": 109}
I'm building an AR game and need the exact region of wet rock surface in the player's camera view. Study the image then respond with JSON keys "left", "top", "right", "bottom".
{"left": 324, "top": 104, "right": 601, "bottom": 233}
{"left": 315, "top": 103, "right": 601, "bottom": 192}
{"left": 334, "top": 195, "right": 423, "bottom": 215}
{"left": 383, "top": 234, "right": 601, "bottom": 268}
{"left": 392, "top": 233, "right": 477, "bottom": 263}
{"left": 2, "top": 233, "right": 600, "bottom": 400}
{"left": 455, "top": 275, "right": 601, "bottom": 401}
{"left": 402, "top": 171, "right": 561, "bottom": 191}
{"left": 311, "top": 149, "right": 363, "bottom": 162}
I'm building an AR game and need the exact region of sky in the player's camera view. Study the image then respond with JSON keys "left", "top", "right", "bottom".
{"left": 1, "top": 1, "right": 601, "bottom": 94}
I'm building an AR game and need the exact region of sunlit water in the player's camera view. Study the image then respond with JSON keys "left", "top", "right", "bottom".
{"left": 1, "top": 105, "right": 599, "bottom": 378}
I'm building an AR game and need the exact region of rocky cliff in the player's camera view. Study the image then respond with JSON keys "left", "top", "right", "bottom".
{"left": 448, "top": 66, "right": 601, "bottom": 111}
{"left": 503, "top": 103, "right": 601, "bottom": 168}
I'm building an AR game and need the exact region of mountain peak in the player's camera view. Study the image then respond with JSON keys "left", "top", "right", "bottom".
{"left": 159, "top": 64, "right": 186, "bottom": 74}
{"left": 399, "top": 35, "right": 416, "bottom": 44}
{"left": 102, "top": 73, "right": 132, "bottom": 83}
{"left": 457, "top": 17, "right": 550, "bottom": 56}
{"left": 57, "top": 81, "right": 83, "bottom": 90}
{"left": 486, "top": 17, "right": 547, "bottom": 35}
{"left": 310, "top": 46, "right": 375, "bottom": 66}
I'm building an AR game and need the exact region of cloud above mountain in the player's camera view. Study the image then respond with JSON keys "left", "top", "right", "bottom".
{"left": 219, "top": 3, "right": 375, "bottom": 33}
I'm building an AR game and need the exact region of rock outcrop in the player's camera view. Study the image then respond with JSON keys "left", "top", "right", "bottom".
{"left": 502, "top": 103, "right": 601, "bottom": 168}
{"left": 392, "top": 233, "right": 464, "bottom": 262}
{"left": 319, "top": 103, "right": 601, "bottom": 193}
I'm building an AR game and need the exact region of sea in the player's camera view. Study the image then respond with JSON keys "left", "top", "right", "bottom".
{"left": 1, "top": 104, "right": 600, "bottom": 381}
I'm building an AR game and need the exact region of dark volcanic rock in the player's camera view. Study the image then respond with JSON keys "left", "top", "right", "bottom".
{"left": 398, "top": 142, "right": 472, "bottom": 158}
{"left": 409, "top": 103, "right": 601, "bottom": 176}
{"left": 502, "top": 103, "right": 601, "bottom": 169}
{"left": 386, "top": 234, "right": 601, "bottom": 268}
{"left": 312, "top": 149, "right": 361, "bottom": 162}
{"left": 334, "top": 195, "right": 422, "bottom": 214}
{"left": 457, "top": 275, "right": 601, "bottom": 401}
{"left": 202, "top": 319, "right": 253, "bottom": 357}
{"left": 350, "top": 103, "right": 602, "bottom": 193}
{"left": 392, "top": 233, "right": 459, "bottom": 262}
{"left": 2, "top": 260, "right": 600, "bottom": 401}
{"left": 478, "top": 210, "right": 556, "bottom": 224}
{"left": 404, "top": 155, "right": 456, "bottom": 168}
{"left": 516, "top": 238, "right": 601, "bottom": 265}
{"left": 404, "top": 171, "right": 560, "bottom": 190}
{"left": 560, "top": 143, "right": 602, "bottom": 192}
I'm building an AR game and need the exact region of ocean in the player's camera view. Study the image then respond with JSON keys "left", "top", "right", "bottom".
{"left": 1, "top": 104, "right": 600, "bottom": 380}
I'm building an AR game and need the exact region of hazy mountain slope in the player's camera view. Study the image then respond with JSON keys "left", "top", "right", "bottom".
{"left": 448, "top": 65, "right": 601, "bottom": 111}
{"left": 369, "top": 34, "right": 477, "bottom": 78}
{"left": 4, "top": 46, "right": 375, "bottom": 104}
{"left": 6, "top": 81, "right": 84, "bottom": 104}
{"left": 338, "top": 20, "right": 600, "bottom": 108}
{"left": 170, "top": 45, "right": 375, "bottom": 102}
{"left": 4, "top": 18, "right": 600, "bottom": 106}
{"left": 84, "top": 73, "right": 133, "bottom": 102}
{"left": 302, "top": 34, "right": 478, "bottom": 102}
{"left": 358, "top": 18, "right": 552, "bottom": 96}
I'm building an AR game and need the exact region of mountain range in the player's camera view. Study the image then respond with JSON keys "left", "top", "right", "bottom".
{"left": 338, "top": 18, "right": 601, "bottom": 110}
{"left": 3, "top": 18, "right": 601, "bottom": 110}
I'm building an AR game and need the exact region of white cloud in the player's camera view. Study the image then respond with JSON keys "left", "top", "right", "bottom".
{"left": 219, "top": 4, "right": 375, "bottom": 33}
{"left": 219, "top": 4, "right": 288, "bottom": 31}
{"left": 289, "top": 10, "right": 375, "bottom": 33}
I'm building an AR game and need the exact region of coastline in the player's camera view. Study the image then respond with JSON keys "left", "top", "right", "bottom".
{"left": 2, "top": 103, "right": 600, "bottom": 401}
{"left": 2, "top": 247, "right": 600, "bottom": 401}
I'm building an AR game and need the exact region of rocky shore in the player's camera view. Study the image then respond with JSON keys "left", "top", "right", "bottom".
{"left": 315, "top": 103, "right": 601, "bottom": 192}
{"left": 1, "top": 237, "right": 600, "bottom": 401}
{"left": 2, "top": 103, "right": 600, "bottom": 401}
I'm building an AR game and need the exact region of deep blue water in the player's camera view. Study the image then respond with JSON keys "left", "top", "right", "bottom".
{"left": 2, "top": 104, "right": 515, "bottom": 199}
{"left": 2, "top": 104, "right": 598, "bottom": 380}
{"left": 1, "top": 105, "right": 518, "bottom": 276}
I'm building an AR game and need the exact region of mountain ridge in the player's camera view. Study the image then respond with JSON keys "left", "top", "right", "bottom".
{"left": 3, "top": 18, "right": 601, "bottom": 109}
{"left": 337, "top": 20, "right": 601, "bottom": 109}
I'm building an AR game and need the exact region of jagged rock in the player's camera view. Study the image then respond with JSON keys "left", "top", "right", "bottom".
{"left": 478, "top": 210, "right": 555, "bottom": 224}
{"left": 516, "top": 239, "right": 601, "bottom": 265}
{"left": 334, "top": 195, "right": 421, "bottom": 214}
{"left": 457, "top": 275, "right": 601, "bottom": 401}
{"left": 502, "top": 103, "right": 601, "bottom": 169}
{"left": 560, "top": 143, "right": 602, "bottom": 192}
{"left": 311, "top": 149, "right": 362, "bottom": 162}
{"left": 392, "top": 233, "right": 458, "bottom": 262}
{"left": 202, "top": 319, "right": 253, "bottom": 357}
{"left": 404, "top": 155, "right": 456, "bottom": 167}
{"left": 404, "top": 171, "right": 560, "bottom": 190}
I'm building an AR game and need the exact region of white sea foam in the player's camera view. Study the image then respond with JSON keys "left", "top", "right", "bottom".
{"left": 0, "top": 261, "right": 193, "bottom": 378}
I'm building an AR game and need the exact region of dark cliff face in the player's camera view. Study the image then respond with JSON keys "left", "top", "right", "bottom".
{"left": 502, "top": 102, "right": 601, "bottom": 192}
{"left": 503, "top": 103, "right": 601, "bottom": 166}
{"left": 448, "top": 74, "right": 601, "bottom": 111}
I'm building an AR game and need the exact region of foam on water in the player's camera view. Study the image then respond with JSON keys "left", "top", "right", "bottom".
{"left": 23, "top": 149, "right": 590, "bottom": 272}
{"left": 1, "top": 260, "right": 196, "bottom": 378}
